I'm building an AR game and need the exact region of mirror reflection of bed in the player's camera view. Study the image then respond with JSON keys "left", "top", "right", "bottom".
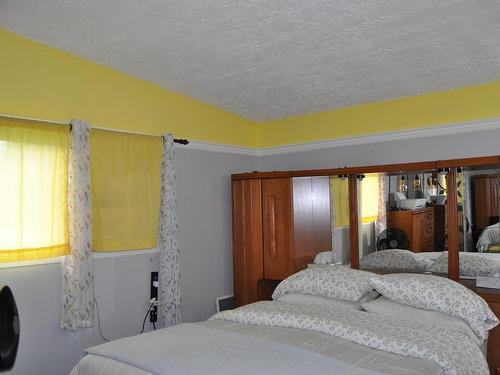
{"left": 455, "top": 167, "right": 500, "bottom": 279}
{"left": 348, "top": 166, "right": 500, "bottom": 278}
{"left": 352, "top": 170, "right": 452, "bottom": 274}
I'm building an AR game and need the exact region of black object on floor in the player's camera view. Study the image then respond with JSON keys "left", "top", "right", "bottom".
{"left": 0, "top": 285, "right": 19, "bottom": 372}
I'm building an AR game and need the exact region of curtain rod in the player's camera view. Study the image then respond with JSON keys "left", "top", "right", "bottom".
{"left": 0, "top": 113, "right": 189, "bottom": 145}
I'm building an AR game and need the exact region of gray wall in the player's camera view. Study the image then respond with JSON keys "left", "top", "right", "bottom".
{"left": 0, "top": 149, "right": 258, "bottom": 375}
{"left": 257, "top": 128, "right": 500, "bottom": 171}
{"left": 175, "top": 149, "right": 258, "bottom": 322}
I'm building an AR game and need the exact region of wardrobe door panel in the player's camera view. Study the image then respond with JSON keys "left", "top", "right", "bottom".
{"left": 474, "top": 175, "right": 492, "bottom": 233}
{"left": 293, "top": 177, "right": 332, "bottom": 272}
{"left": 232, "top": 179, "right": 263, "bottom": 307}
{"left": 262, "top": 178, "right": 294, "bottom": 280}
{"left": 491, "top": 176, "right": 499, "bottom": 216}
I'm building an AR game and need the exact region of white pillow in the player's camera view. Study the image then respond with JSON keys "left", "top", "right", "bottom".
{"left": 429, "top": 251, "right": 496, "bottom": 277}
{"left": 278, "top": 294, "right": 362, "bottom": 311}
{"left": 272, "top": 265, "right": 375, "bottom": 302}
{"left": 314, "top": 251, "right": 334, "bottom": 264}
{"left": 360, "top": 249, "right": 432, "bottom": 273}
{"left": 361, "top": 296, "right": 483, "bottom": 345}
{"left": 278, "top": 291, "right": 379, "bottom": 311}
{"left": 370, "top": 273, "right": 499, "bottom": 341}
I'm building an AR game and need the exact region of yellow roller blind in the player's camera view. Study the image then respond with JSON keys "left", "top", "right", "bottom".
{"left": 0, "top": 118, "right": 69, "bottom": 262}
{"left": 90, "top": 129, "right": 162, "bottom": 251}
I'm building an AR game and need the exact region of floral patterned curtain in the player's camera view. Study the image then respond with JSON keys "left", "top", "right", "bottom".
{"left": 375, "top": 174, "right": 387, "bottom": 238}
{"left": 357, "top": 178, "right": 363, "bottom": 258}
{"left": 158, "top": 134, "right": 182, "bottom": 327}
{"left": 60, "top": 120, "right": 95, "bottom": 331}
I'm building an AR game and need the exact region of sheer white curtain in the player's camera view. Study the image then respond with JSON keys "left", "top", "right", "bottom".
{"left": 462, "top": 171, "right": 473, "bottom": 252}
{"left": 375, "top": 174, "right": 387, "bottom": 238}
{"left": 158, "top": 134, "right": 182, "bottom": 327}
{"left": 330, "top": 178, "right": 338, "bottom": 263}
{"left": 357, "top": 178, "right": 364, "bottom": 259}
{"left": 61, "top": 120, "right": 95, "bottom": 331}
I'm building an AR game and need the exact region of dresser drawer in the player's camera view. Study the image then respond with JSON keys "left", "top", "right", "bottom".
{"left": 423, "top": 238, "right": 434, "bottom": 251}
{"left": 423, "top": 224, "right": 434, "bottom": 240}
{"left": 423, "top": 211, "right": 434, "bottom": 225}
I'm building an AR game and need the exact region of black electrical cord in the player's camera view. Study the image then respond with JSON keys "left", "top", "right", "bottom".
{"left": 139, "top": 303, "right": 155, "bottom": 334}
{"left": 94, "top": 296, "right": 110, "bottom": 342}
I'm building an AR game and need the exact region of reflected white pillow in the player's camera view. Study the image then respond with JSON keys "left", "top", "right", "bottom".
{"left": 360, "top": 249, "right": 432, "bottom": 273}
{"left": 429, "top": 251, "right": 496, "bottom": 277}
{"left": 362, "top": 296, "right": 482, "bottom": 345}
{"left": 272, "top": 266, "right": 374, "bottom": 302}
{"left": 314, "top": 251, "right": 334, "bottom": 264}
{"left": 370, "top": 273, "right": 499, "bottom": 341}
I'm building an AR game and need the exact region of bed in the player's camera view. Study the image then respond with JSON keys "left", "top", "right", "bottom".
{"left": 70, "top": 266, "right": 497, "bottom": 375}
{"left": 477, "top": 223, "right": 500, "bottom": 252}
{"left": 360, "top": 249, "right": 500, "bottom": 278}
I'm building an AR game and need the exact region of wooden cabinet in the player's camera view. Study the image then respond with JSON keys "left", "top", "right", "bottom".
{"left": 474, "top": 174, "right": 499, "bottom": 236}
{"left": 232, "top": 179, "right": 263, "bottom": 307}
{"left": 461, "top": 280, "right": 500, "bottom": 374}
{"left": 262, "top": 178, "right": 294, "bottom": 280}
{"left": 232, "top": 176, "right": 332, "bottom": 306}
{"left": 387, "top": 207, "right": 434, "bottom": 252}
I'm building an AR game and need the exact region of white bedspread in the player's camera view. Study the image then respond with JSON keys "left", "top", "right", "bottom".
{"left": 212, "top": 301, "right": 489, "bottom": 375}
{"left": 76, "top": 322, "right": 381, "bottom": 375}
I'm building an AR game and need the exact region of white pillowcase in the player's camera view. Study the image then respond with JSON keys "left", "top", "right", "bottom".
{"left": 360, "top": 249, "right": 432, "bottom": 273}
{"left": 370, "top": 273, "right": 499, "bottom": 341}
{"left": 278, "top": 294, "right": 362, "bottom": 311}
{"left": 361, "top": 296, "right": 483, "bottom": 345}
{"left": 313, "top": 251, "right": 334, "bottom": 264}
{"left": 278, "top": 291, "right": 379, "bottom": 311}
{"left": 272, "top": 265, "right": 375, "bottom": 302}
{"left": 429, "top": 251, "right": 497, "bottom": 277}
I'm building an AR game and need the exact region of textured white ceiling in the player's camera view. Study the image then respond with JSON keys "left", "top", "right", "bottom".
{"left": 1, "top": 1, "right": 500, "bottom": 121}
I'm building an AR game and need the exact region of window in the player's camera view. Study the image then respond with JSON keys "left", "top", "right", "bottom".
{"left": 0, "top": 119, "right": 69, "bottom": 262}
{"left": 360, "top": 174, "right": 379, "bottom": 223}
{"left": 90, "top": 129, "right": 162, "bottom": 251}
{"left": 330, "top": 174, "right": 380, "bottom": 227}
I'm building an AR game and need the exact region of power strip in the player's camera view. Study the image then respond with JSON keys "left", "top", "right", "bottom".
{"left": 150, "top": 272, "right": 158, "bottom": 323}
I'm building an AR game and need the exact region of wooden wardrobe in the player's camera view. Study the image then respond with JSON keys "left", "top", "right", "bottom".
{"left": 474, "top": 174, "right": 499, "bottom": 235}
{"left": 232, "top": 177, "right": 332, "bottom": 307}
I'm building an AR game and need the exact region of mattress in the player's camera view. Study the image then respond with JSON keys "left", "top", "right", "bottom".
{"left": 71, "top": 320, "right": 442, "bottom": 375}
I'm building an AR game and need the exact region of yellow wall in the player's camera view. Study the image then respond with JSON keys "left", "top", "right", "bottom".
{"left": 257, "top": 81, "right": 500, "bottom": 147}
{"left": 0, "top": 28, "right": 258, "bottom": 147}
{"left": 2, "top": 28, "right": 500, "bottom": 149}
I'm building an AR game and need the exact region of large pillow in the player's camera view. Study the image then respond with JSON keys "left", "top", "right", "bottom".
{"left": 278, "top": 291, "right": 379, "bottom": 311}
{"left": 360, "top": 249, "right": 432, "bottom": 273}
{"left": 272, "top": 266, "right": 374, "bottom": 302}
{"left": 370, "top": 273, "right": 499, "bottom": 340}
{"left": 429, "top": 251, "right": 497, "bottom": 277}
{"left": 313, "top": 251, "right": 333, "bottom": 264}
{"left": 278, "top": 294, "right": 362, "bottom": 311}
{"left": 361, "top": 296, "right": 482, "bottom": 345}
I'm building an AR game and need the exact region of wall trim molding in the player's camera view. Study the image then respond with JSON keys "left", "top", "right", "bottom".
{"left": 177, "top": 140, "right": 258, "bottom": 156}
{"left": 176, "top": 118, "right": 500, "bottom": 156}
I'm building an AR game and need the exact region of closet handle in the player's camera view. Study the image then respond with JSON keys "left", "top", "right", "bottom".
{"left": 267, "top": 196, "right": 277, "bottom": 261}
